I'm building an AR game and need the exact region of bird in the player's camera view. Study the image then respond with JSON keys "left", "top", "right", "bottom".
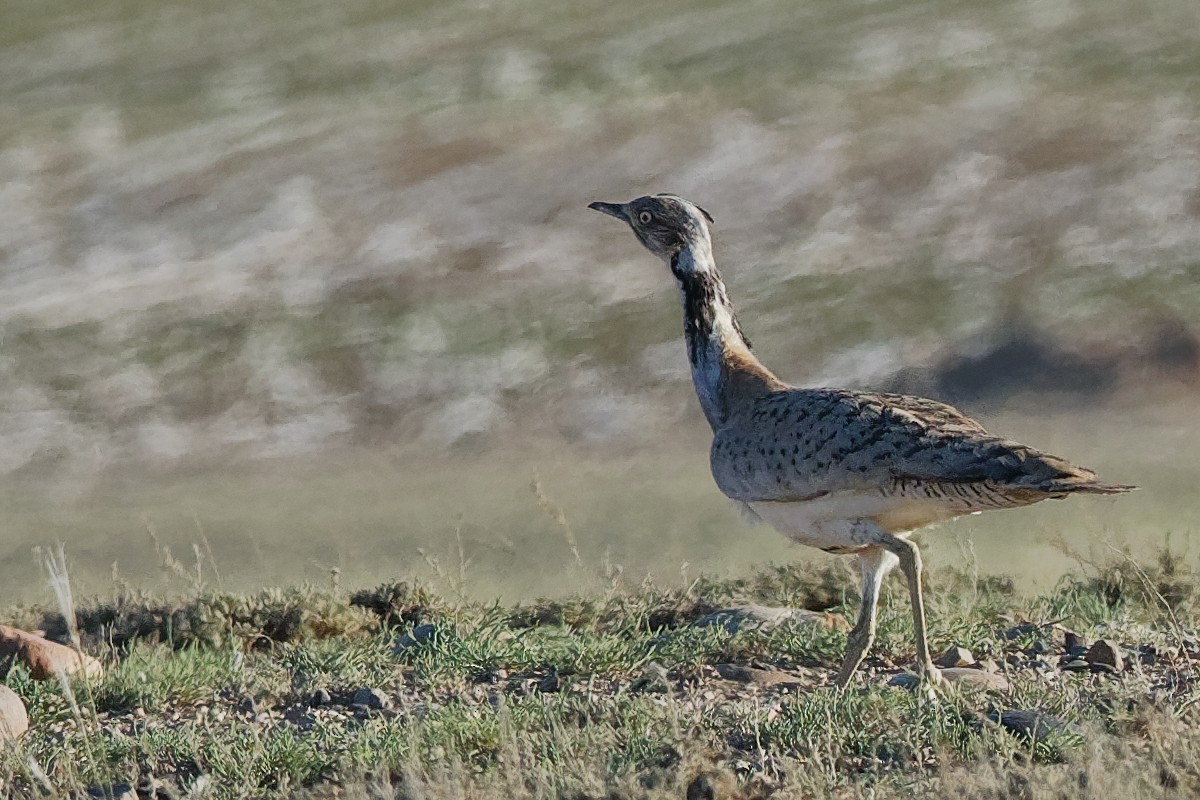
{"left": 588, "top": 193, "right": 1133, "bottom": 688}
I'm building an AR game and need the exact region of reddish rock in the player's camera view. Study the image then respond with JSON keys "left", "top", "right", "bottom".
{"left": 0, "top": 685, "right": 28, "bottom": 739}
{"left": 0, "top": 625, "right": 103, "bottom": 681}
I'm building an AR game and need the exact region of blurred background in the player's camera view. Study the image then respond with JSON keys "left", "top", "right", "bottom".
{"left": 1, "top": 0, "right": 1198, "bottom": 603}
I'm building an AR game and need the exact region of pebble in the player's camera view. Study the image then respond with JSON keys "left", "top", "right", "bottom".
{"left": 1061, "top": 659, "right": 1090, "bottom": 672}
{"left": 309, "top": 689, "right": 332, "bottom": 707}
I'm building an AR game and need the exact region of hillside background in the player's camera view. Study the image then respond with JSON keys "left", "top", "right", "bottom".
{"left": 1, "top": 0, "right": 1198, "bottom": 602}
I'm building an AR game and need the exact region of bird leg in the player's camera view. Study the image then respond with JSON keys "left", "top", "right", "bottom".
{"left": 881, "top": 535, "right": 943, "bottom": 684}
{"left": 836, "top": 546, "right": 898, "bottom": 688}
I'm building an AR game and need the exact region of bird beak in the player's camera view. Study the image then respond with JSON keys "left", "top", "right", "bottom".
{"left": 587, "top": 201, "right": 627, "bottom": 221}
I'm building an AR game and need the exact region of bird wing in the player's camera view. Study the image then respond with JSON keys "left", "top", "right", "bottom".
{"left": 710, "top": 389, "right": 1127, "bottom": 502}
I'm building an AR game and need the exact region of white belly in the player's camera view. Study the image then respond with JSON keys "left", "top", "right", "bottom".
{"left": 746, "top": 491, "right": 966, "bottom": 552}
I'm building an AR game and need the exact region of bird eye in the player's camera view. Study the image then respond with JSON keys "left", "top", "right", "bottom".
{"left": 637, "top": 210, "right": 653, "bottom": 225}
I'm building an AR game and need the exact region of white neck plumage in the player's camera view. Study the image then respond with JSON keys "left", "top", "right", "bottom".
{"left": 671, "top": 245, "right": 783, "bottom": 429}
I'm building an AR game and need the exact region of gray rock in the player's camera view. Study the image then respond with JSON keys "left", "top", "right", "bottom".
{"left": 1063, "top": 630, "right": 1087, "bottom": 657}
{"left": 351, "top": 687, "right": 390, "bottom": 710}
{"left": 310, "top": 688, "right": 332, "bottom": 707}
{"left": 1086, "top": 639, "right": 1124, "bottom": 672}
{"left": 1061, "top": 659, "right": 1090, "bottom": 672}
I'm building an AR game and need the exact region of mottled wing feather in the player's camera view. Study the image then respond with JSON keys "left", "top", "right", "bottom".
{"left": 710, "top": 388, "right": 1120, "bottom": 502}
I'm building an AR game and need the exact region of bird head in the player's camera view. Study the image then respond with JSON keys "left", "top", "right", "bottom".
{"left": 588, "top": 194, "right": 715, "bottom": 266}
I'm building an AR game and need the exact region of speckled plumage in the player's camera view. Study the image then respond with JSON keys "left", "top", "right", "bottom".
{"left": 589, "top": 193, "right": 1133, "bottom": 688}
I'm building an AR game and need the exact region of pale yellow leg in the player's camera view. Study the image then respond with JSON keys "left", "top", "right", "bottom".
{"left": 836, "top": 546, "right": 899, "bottom": 689}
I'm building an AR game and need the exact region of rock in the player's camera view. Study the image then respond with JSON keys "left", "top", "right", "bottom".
{"left": 392, "top": 623, "right": 438, "bottom": 654}
{"left": 686, "top": 774, "right": 715, "bottom": 800}
{"left": 713, "top": 664, "right": 807, "bottom": 688}
{"left": 693, "top": 605, "right": 848, "bottom": 635}
{"left": 0, "top": 626, "right": 103, "bottom": 681}
{"left": 934, "top": 645, "right": 975, "bottom": 668}
{"left": 977, "top": 658, "right": 1001, "bottom": 673}
{"left": 309, "top": 689, "right": 332, "bottom": 707}
{"left": 888, "top": 668, "right": 1009, "bottom": 692}
{"left": 0, "top": 685, "right": 29, "bottom": 739}
{"left": 1061, "top": 659, "right": 1090, "bottom": 672}
{"left": 1086, "top": 639, "right": 1124, "bottom": 672}
{"left": 537, "top": 672, "right": 562, "bottom": 693}
{"left": 351, "top": 687, "right": 390, "bottom": 710}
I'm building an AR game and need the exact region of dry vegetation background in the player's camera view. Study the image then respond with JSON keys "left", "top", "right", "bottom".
{"left": 1, "top": 0, "right": 1199, "bottom": 603}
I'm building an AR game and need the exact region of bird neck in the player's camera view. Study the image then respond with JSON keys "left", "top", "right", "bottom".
{"left": 672, "top": 246, "right": 783, "bottom": 430}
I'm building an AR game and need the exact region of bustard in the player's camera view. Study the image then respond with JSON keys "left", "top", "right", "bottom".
{"left": 589, "top": 193, "right": 1133, "bottom": 687}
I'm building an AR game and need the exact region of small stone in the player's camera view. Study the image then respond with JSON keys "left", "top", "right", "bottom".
{"left": 0, "top": 625, "right": 103, "bottom": 681}
{"left": 977, "top": 658, "right": 1001, "bottom": 673}
{"left": 1029, "top": 640, "right": 1051, "bottom": 656}
{"left": 1061, "top": 659, "right": 1090, "bottom": 672}
{"left": 1063, "top": 630, "right": 1087, "bottom": 657}
{"left": 351, "top": 687, "right": 390, "bottom": 710}
{"left": 1085, "top": 639, "right": 1124, "bottom": 672}
{"left": 0, "top": 685, "right": 29, "bottom": 739}
{"left": 934, "top": 645, "right": 975, "bottom": 668}
{"left": 537, "top": 672, "right": 562, "bottom": 693}
{"left": 310, "top": 689, "right": 332, "bottom": 707}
